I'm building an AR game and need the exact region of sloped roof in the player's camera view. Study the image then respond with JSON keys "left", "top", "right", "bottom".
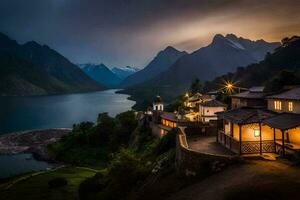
{"left": 200, "top": 99, "right": 226, "bottom": 107}
{"left": 189, "top": 92, "right": 202, "bottom": 102}
{"left": 217, "top": 107, "right": 276, "bottom": 124}
{"left": 263, "top": 113, "right": 300, "bottom": 130}
{"left": 249, "top": 86, "right": 264, "bottom": 92}
{"left": 161, "top": 112, "right": 177, "bottom": 122}
{"left": 267, "top": 88, "right": 300, "bottom": 100}
{"left": 231, "top": 91, "right": 267, "bottom": 99}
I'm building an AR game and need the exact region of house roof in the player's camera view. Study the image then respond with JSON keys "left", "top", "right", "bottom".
{"left": 189, "top": 93, "right": 202, "bottom": 102}
{"left": 266, "top": 87, "right": 300, "bottom": 101}
{"left": 200, "top": 99, "right": 226, "bottom": 107}
{"left": 160, "top": 112, "right": 177, "bottom": 122}
{"left": 217, "top": 107, "right": 276, "bottom": 124}
{"left": 263, "top": 113, "right": 300, "bottom": 130}
{"left": 231, "top": 91, "right": 267, "bottom": 99}
{"left": 249, "top": 86, "right": 265, "bottom": 92}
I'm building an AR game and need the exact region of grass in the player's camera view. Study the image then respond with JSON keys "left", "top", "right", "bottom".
{"left": 47, "top": 144, "right": 109, "bottom": 168}
{"left": 0, "top": 167, "right": 97, "bottom": 200}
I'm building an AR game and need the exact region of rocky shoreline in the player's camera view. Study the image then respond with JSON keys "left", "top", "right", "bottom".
{"left": 0, "top": 129, "right": 71, "bottom": 162}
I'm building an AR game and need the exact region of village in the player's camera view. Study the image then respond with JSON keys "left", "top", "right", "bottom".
{"left": 145, "top": 83, "right": 300, "bottom": 166}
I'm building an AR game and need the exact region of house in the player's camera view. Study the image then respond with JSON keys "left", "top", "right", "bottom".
{"left": 199, "top": 99, "right": 226, "bottom": 123}
{"left": 183, "top": 93, "right": 217, "bottom": 122}
{"left": 231, "top": 86, "right": 267, "bottom": 109}
{"left": 217, "top": 87, "right": 300, "bottom": 156}
{"left": 186, "top": 92, "right": 202, "bottom": 108}
{"left": 183, "top": 111, "right": 199, "bottom": 122}
{"left": 266, "top": 87, "right": 300, "bottom": 113}
{"left": 150, "top": 95, "right": 178, "bottom": 137}
{"left": 159, "top": 112, "right": 178, "bottom": 136}
{"left": 186, "top": 93, "right": 215, "bottom": 108}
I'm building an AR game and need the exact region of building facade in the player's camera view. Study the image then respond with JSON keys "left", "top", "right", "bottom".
{"left": 199, "top": 100, "right": 226, "bottom": 123}
{"left": 217, "top": 87, "right": 300, "bottom": 156}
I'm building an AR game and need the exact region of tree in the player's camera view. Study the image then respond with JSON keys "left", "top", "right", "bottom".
{"left": 190, "top": 78, "right": 203, "bottom": 95}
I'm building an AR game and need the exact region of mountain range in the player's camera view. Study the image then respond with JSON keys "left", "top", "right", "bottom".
{"left": 121, "top": 46, "right": 187, "bottom": 87}
{"left": 79, "top": 64, "right": 138, "bottom": 88}
{"left": 205, "top": 36, "right": 300, "bottom": 92}
{"left": 0, "top": 33, "right": 104, "bottom": 96}
{"left": 120, "top": 34, "right": 280, "bottom": 109}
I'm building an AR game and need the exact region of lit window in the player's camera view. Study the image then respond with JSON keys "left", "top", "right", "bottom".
{"left": 274, "top": 100, "right": 282, "bottom": 110}
{"left": 288, "top": 102, "right": 293, "bottom": 112}
{"left": 254, "top": 129, "right": 260, "bottom": 137}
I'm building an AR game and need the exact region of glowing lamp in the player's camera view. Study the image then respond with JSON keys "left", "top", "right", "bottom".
{"left": 254, "top": 129, "right": 260, "bottom": 137}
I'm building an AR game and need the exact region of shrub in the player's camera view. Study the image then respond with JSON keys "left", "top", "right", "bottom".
{"left": 48, "top": 177, "right": 68, "bottom": 189}
{"left": 79, "top": 172, "right": 107, "bottom": 200}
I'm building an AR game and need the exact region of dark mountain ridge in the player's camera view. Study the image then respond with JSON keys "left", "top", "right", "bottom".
{"left": 120, "top": 34, "right": 280, "bottom": 109}
{"left": 0, "top": 33, "right": 104, "bottom": 96}
{"left": 205, "top": 36, "right": 300, "bottom": 92}
{"left": 121, "top": 46, "right": 187, "bottom": 87}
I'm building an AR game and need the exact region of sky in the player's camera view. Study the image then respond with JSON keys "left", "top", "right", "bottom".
{"left": 0, "top": 0, "right": 300, "bottom": 68}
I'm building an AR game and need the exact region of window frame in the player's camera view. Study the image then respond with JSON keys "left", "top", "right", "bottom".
{"left": 288, "top": 101, "right": 293, "bottom": 112}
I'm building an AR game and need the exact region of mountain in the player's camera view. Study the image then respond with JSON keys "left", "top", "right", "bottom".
{"left": 0, "top": 33, "right": 104, "bottom": 96}
{"left": 205, "top": 36, "right": 300, "bottom": 92}
{"left": 120, "top": 34, "right": 280, "bottom": 109}
{"left": 81, "top": 63, "right": 122, "bottom": 88}
{"left": 121, "top": 46, "right": 187, "bottom": 87}
{"left": 111, "top": 66, "right": 139, "bottom": 80}
{"left": 156, "top": 34, "right": 280, "bottom": 84}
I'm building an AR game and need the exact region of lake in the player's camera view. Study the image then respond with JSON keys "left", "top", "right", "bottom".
{"left": 0, "top": 154, "right": 52, "bottom": 179}
{"left": 0, "top": 89, "right": 135, "bottom": 134}
{"left": 0, "top": 89, "right": 135, "bottom": 179}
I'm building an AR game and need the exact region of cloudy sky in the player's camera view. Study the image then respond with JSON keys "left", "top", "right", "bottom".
{"left": 0, "top": 0, "right": 299, "bottom": 68}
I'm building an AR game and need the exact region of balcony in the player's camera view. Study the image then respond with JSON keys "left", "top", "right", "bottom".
{"left": 218, "top": 130, "right": 275, "bottom": 154}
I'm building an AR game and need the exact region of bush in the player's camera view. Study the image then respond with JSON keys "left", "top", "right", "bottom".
{"left": 79, "top": 172, "right": 107, "bottom": 200}
{"left": 79, "top": 149, "right": 150, "bottom": 200}
{"left": 48, "top": 177, "right": 68, "bottom": 189}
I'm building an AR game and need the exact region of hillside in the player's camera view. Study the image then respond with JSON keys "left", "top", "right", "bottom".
{"left": 121, "top": 46, "right": 187, "bottom": 87}
{"left": 121, "top": 34, "right": 279, "bottom": 109}
{"left": 205, "top": 36, "right": 300, "bottom": 92}
{"left": 81, "top": 63, "right": 122, "bottom": 88}
{"left": 0, "top": 33, "right": 104, "bottom": 96}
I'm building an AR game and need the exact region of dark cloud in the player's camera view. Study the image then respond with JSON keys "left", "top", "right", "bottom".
{"left": 0, "top": 0, "right": 299, "bottom": 67}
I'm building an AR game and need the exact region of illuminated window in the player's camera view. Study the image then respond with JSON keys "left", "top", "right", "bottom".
{"left": 274, "top": 100, "right": 282, "bottom": 110}
{"left": 288, "top": 102, "right": 293, "bottom": 112}
{"left": 254, "top": 129, "right": 260, "bottom": 137}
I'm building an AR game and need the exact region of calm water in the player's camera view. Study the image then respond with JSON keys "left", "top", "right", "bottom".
{"left": 0, "top": 89, "right": 134, "bottom": 178}
{"left": 0, "top": 89, "right": 135, "bottom": 134}
{"left": 0, "top": 154, "right": 52, "bottom": 179}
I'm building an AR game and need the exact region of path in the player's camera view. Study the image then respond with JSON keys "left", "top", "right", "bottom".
{"left": 167, "top": 159, "right": 300, "bottom": 200}
{"left": 187, "top": 135, "right": 235, "bottom": 155}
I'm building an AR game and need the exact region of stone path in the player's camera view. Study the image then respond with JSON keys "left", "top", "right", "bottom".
{"left": 187, "top": 136, "right": 235, "bottom": 156}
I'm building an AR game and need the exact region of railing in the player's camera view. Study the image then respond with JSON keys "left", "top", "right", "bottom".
{"left": 241, "top": 140, "right": 275, "bottom": 154}
{"left": 218, "top": 130, "right": 239, "bottom": 153}
{"left": 218, "top": 130, "right": 275, "bottom": 154}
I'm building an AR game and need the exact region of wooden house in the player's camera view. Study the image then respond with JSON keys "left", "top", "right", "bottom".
{"left": 217, "top": 87, "right": 300, "bottom": 156}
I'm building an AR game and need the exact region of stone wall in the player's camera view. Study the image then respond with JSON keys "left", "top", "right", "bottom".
{"left": 176, "top": 128, "right": 239, "bottom": 177}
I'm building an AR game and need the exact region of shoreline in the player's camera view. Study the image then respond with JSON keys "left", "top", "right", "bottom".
{"left": 0, "top": 128, "right": 71, "bottom": 162}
